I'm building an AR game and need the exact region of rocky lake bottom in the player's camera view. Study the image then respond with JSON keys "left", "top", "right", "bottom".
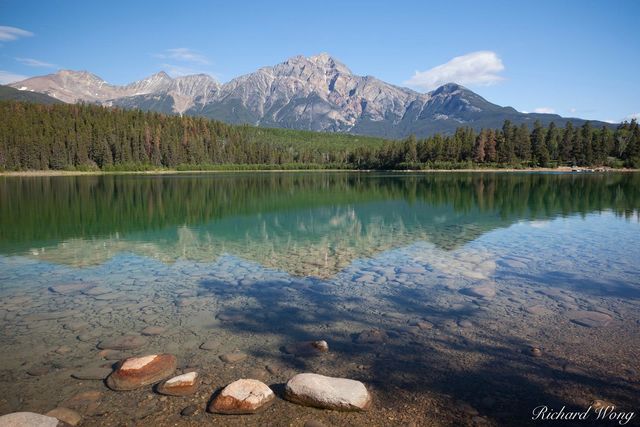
{"left": 1, "top": 213, "right": 639, "bottom": 426}
{"left": 1, "top": 172, "right": 639, "bottom": 426}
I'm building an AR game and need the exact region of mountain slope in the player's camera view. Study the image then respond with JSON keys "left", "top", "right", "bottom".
{"left": 9, "top": 54, "right": 611, "bottom": 138}
{"left": 0, "top": 85, "right": 62, "bottom": 104}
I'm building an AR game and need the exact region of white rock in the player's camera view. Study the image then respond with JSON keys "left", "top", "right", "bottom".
{"left": 285, "top": 373, "right": 371, "bottom": 411}
{"left": 0, "top": 412, "right": 60, "bottom": 427}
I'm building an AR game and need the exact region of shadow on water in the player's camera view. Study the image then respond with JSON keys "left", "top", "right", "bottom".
{"left": 196, "top": 267, "right": 640, "bottom": 426}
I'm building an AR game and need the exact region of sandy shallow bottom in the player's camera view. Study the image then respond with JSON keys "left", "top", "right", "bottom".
{"left": 1, "top": 215, "right": 639, "bottom": 426}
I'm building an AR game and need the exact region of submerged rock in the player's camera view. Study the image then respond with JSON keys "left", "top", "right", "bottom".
{"left": 45, "top": 408, "right": 81, "bottom": 426}
{"left": 70, "top": 367, "right": 112, "bottom": 380}
{"left": 283, "top": 340, "right": 329, "bottom": 357}
{"left": 219, "top": 352, "right": 247, "bottom": 363}
{"left": 180, "top": 405, "right": 198, "bottom": 416}
{"left": 60, "top": 390, "right": 102, "bottom": 414}
{"left": 284, "top": 373, "right": 372, "bottom": 411}
{"left": 460, "top": 283, "right": 496, "bottom": 299}
{"left": 567, "top": 310, "right": 612, "bottom": 327}
{"left": 106, "top": 354, "right": 177, "bottom": 391}
{"left": 209, "top": 379, "right": 275, "bottom": 414}
{"left": 48, "top": 283, "right": 92, "bottom": 295}
{"left": 199, "top": 340, "right": 217, "bottom": 351}
{"left": 141, "top": 326, "right": 166, "bottom": 336}
{"left": 157, "top": 371, "right": 199, "bottom": 396}
{"left": 0, "top": 412, "right": 60, "bottom": 427}
{"left": 355, "top": 329, "right": 388, "bottom": 344}
{"left": 97, "top": 335, "right": 147, "bottom": 350}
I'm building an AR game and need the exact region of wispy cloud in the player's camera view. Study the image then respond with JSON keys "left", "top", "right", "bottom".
{"left": 155, "top": 48, "right": 210, "bottom": 65}
{"left": 533, "top": 107, "right": 555, "bottom": 114}
{"left": 405, "top": 51, "right": 505, "bottom": 91}
{"left": 0, "top": 25, "right": 33, "bottom": 42}
{"left": 159, "top": 63, "right": 215, "bottom": 78}
{"left": 15, "top": 57, "right": 56, "bottom": 68}
{"left": 0, "top": 70, "right": 28, "bottom": 84}
{"left": 623, "top": 113, "right": 640, "bottom": 122}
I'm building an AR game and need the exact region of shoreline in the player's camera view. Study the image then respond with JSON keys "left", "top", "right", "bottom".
{"left": 1, "top": 166, "right": 638, "bottom": 177}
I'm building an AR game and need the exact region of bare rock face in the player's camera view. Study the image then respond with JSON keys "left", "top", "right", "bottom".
{"left": 284, "top": 373, "right": 372, "bottom": 411}
{"left": 0, "top": 412, "right": 60, "bottom": 427}
{"left": 209, "top": 379, "right": 275, "bottom": 414}
{"left": 106, "top": 354, "right": 177, "bottom": 391}
{"left": 10, "top": 54, "right": 535, "bottom": 138}
{"left": 157, "top": 371, "right": 199, "bottom": 396}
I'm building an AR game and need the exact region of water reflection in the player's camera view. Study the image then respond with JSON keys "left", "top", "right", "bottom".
{"left": 1, "top": 172, "right": 639, "bottom": 277}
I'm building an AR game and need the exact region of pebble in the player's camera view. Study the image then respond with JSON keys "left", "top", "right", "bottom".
{"left": 285, "top": 373, "right": 372, "bottom": 411}
{"left": 526, "top": 347, "right": 543, "bottom": 357}
{"left": 219, "top": 352, "right": 247, "bottom": 363}
{"left": 106, "top": 354, "right": 177, "bottom": 391}
{"left": 45, "top": 407, "right": 82, "bottom": 426}
{"left": 209, "top": 379, "right": 275, "bottom": 414}
{"left": 181, "top": 405, "right": 198, "bottom": 416}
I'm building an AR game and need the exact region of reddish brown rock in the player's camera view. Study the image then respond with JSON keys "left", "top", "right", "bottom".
{"left": 209, "top": 379, "right": 275, "bottom": 414}
{"left": 157, "top": 371, "right": 199, "bottom": 396}
{"left": 106, "top": 354, "right": 177, "bottom": 391}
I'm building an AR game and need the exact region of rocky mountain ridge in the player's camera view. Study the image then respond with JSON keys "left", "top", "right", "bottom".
{"left": 10, "top": 53, "right": 608, "bottom": 137}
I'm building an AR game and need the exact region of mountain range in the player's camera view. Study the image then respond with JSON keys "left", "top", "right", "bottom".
{"left": 7, "top": 53, "right": 610, "bottom": 138}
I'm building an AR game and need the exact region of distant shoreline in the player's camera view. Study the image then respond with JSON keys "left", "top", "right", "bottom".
{"left": 1, "top": 167, "right": 638, "bottom": 177}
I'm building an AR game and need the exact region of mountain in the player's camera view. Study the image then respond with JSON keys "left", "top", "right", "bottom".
{"left": 0, "top": 85, "right": 62, "bottom": 104}
{"left": 9, "top": 53, "right": 611, "bottom": 138}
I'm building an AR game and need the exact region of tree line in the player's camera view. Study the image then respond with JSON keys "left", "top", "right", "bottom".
{"left": 1, "top": 101, "right": 639, "bottom": 171}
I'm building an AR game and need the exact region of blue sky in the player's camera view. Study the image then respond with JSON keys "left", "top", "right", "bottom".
{"left": 1, "top": 0, "right": 638, "bottom": 122}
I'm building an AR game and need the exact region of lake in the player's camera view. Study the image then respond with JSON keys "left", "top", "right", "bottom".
{"left": 0, "top": 172, "right": 639, "bottom": 426}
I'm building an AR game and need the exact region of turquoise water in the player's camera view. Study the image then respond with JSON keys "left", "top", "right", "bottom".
{"left": 0, "top": 172, "right": 639, "bottom": 426}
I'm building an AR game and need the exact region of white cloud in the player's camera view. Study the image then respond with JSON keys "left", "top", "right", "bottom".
{"left": 0, "top": 25, "right": 33, "bottom": 42}
{"left": 404, "top": 51, "right": 505, "bottom": 91}
{"left": 533, "top": 107, "right": 555, "bottom": 114}
{"left": 155, "top": 48, "right": 209, "bottom": 65}
{"left": 623, "top": 113, "right": 640, "bottom": 122}
{"left": 160, "top": 63, "right": 209, "bottom": 77}
{"left": 0, "top": 70, "right": 28, "bottom": 84}
{"left": 15, "top": 57, "right": 55, "bottom": 68}
{"left": 569, "top": 107, "right": 577, "bottom": 113}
